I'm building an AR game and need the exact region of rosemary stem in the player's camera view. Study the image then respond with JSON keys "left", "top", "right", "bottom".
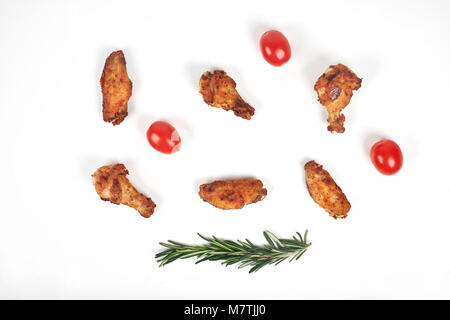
{"left": 156, "top": 230, "right": 310, "bottom": 273}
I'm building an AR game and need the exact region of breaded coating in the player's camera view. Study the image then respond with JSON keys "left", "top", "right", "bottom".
{"left": 100, "top": 50, "right": 133, "bottom": 125}
{"left": 92, "top": 163, "right": 155, "bottom": 218}
{"left": 304, "top": 160, "right": 350, "bottom": 219}
{"left": 199, "top": 179, "right": 267, "bottom": 210}
{"left": 199, "top": 70, "right": 255, "bottom": 120}
{"left": 314, "top": 64, "right": 361, "bottom": 133}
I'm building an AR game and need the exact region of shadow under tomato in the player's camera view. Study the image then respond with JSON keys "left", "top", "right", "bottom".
{"left": 363, "top": 131, "right": 387, "bottom": 161}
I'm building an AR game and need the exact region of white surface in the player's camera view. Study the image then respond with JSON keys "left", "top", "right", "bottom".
{"left": 0, "top": 0, "right": 449, "bottom": 299}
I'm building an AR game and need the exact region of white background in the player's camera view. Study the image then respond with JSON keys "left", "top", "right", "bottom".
{"left": 1, "top": 0, "right": 449, "bottom": 299}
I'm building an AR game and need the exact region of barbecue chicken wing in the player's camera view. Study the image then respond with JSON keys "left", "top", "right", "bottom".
{"left": 314, "top": 64, "right": 361, "bottom": 133}
{"left": 92, "top": 163, "right": 155, "bottom": 218}
{"left": 100, "top": 50, "right": 133, "bottom": 125}
{"left": 304, "top": 160, "right": 350, "bottom": 219}
{"left": 199, "top": 179, "right": 267, "bottom": 210}
{"left": 199, "top": 70, "right": 255, "bottom": 120}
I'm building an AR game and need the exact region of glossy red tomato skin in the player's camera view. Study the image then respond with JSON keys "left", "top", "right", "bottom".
{"left": 146, "top": 121, "right": 181, "bottom": 154}
{"left": 370, "top": 139, "right": 403, "bottom": 175}
{"left": 259, "top": 30, "right": 291, "bottom": 66}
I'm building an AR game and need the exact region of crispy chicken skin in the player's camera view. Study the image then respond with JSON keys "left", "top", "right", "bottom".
{"left": 304, "top": 160, "right": 350, "bottom": 219}
{"left": 314, "top": 64, "right": 361, "bottom": 133}
{"left": 199, "top": 179, "right": 267, "bottom": 210}
{"left": 92, "top": 164, "right": 155, "bottom": 218}
{"left": 199, "top": 70, "right": 255, "bottom": 120}
{"left": 100, "top": 50, "right": 132, "bottom": 125}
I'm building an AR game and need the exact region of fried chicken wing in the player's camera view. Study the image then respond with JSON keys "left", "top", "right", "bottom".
{"left": 199, "top": 179, "right": 267, "bottom": 210}
{"left": 314, "top": 64, "right": 361, "bottom": 133}
{"left": 304, "top": 160, "right": 350, "bottom": 219}
{"left": 92, "top": 163, "right": 155, "bottom": 218}
{"left": 199, "top": 70, "right": 255, "bottom": 120}
{"left": 100, "top": 50, "right": 133, "bottom": 125}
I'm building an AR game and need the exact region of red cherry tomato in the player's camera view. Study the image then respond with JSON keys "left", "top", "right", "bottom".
{"left": 370, "top": 139, "right": 403, "bottom": 175}
{"left": 146, "top": 121, "right": 181, "bottom": 154}
{"left": 259, "top": 30, "right": 291, "bottom": 66}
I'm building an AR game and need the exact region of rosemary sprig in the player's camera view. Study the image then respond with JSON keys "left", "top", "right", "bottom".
{"left": 156, "top": 230, "right": 310, "bottom": 273}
